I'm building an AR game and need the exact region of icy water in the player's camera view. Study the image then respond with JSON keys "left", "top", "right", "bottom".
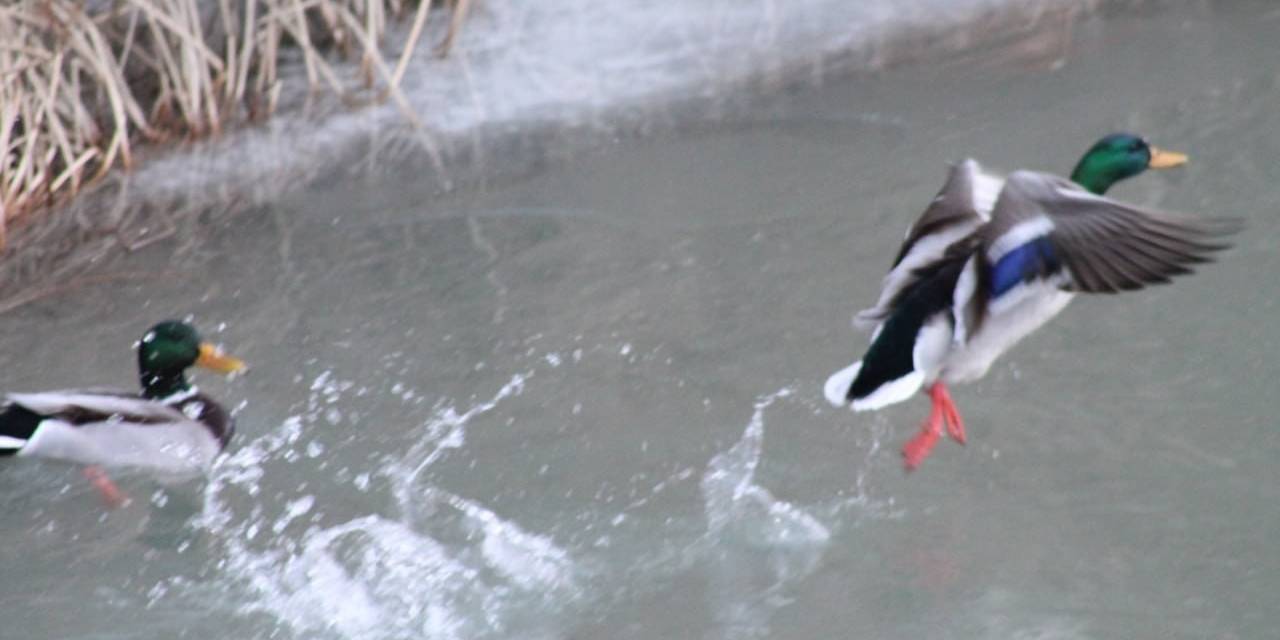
{"left": 3, "top": 3, "right": 1280, "bottom": 639}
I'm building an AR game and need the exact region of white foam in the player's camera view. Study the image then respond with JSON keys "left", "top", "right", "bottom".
{"left": 187, "top": 369, "right": 576, "bottom": 640}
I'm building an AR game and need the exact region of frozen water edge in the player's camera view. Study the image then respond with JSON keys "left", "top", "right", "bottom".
{"left": 96, "top": 0, "right": 1120, "bottom": 205}
{"left": 0, "top": 0, "right": 1141, "bottom": 302}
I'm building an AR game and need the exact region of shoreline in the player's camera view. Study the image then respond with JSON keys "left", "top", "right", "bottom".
{"left": 0, "top": 0, "right": 1149, "bottom": 306}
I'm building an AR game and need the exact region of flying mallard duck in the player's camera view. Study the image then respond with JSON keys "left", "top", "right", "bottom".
{"left": 823, "top": 133, "right": 1241, "bottom": 470}
{"left": 0, "top": 320, "right": 245, "bottom": 505}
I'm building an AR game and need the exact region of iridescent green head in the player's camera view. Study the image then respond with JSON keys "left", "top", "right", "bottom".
{"left": 1068, "top": 133, "right": 1188, "bottom": 195}
{"left": 137, "top": 320, "right": 245, "bottom": 398}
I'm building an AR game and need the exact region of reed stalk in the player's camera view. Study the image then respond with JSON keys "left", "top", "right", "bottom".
{"left": 0, "top": 0, "right": 467, "bottom": 247}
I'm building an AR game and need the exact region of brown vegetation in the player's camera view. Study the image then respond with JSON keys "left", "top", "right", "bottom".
{"left": 0, "top": 0, "right": 464, "bottom": 247}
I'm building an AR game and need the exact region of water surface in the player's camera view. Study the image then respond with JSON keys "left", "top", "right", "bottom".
{"left": 2, "top": 3, "right": 1279, "bottom": 639}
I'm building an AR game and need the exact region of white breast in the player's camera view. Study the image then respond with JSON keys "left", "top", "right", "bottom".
{"left": 941, "top": 282, "right": 1075, "bottom": 384}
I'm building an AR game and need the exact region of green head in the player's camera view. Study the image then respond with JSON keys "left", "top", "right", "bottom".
{"left": 1068, "top": 133, "right": 1188, "bottom": 195}
{"left": 137, "top": 320, "right": 245, "bottom": 398}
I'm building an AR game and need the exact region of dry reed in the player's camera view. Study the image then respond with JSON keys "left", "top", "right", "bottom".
{"left": 0, "top": 0, "right": 463, "bottom": 248}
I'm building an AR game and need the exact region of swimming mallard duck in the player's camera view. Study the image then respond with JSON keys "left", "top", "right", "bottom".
{"left": 0, "top": 320, "right": 245, "bottom": 504}
{"left": 823, "top": 133, "right": 1241, "bottom": 470}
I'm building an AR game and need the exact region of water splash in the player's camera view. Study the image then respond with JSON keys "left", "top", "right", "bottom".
{"left": 391, "top": 371, "right": 530, "bottom": 517}
{"left": 189, "top": 370, "right": 579, "bottom": 640}
{"left": 702, "top": 388, "right": 830, "bottom": 550}
{"left": 698, "top": 387, "right": 831, "bottom": 639}
{"left": 154, "top": 348, "right": 892, "bottom": 638}
{"left": 228, "top": 511, "right": 574, "bottom": 640}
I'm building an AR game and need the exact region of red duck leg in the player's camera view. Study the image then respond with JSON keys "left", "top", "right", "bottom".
{"left": 902, "top": 383, "right": 966, "bottom": 470}
{"left": 82, "top": 465, "right": 127, "bottom": 508}
{"left": 932, "top": 383, "right": 967, "bottom": 445}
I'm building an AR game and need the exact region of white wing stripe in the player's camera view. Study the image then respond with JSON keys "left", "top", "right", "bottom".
{"left": 988, "top": 216, "right": 1055, "bottom": 262}
{"left": 951, "top": 257, "right": 979, "bottom": 344}
{"left": 971, "top": 171, "right": 1003, "bottom": 218}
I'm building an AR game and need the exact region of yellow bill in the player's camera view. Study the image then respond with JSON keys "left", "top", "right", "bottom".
{"left": 197, "top": 343, "right": 246, "bottom": 374}
{"left": 1147, "top": 145, "right": 1189, "bottom": 169}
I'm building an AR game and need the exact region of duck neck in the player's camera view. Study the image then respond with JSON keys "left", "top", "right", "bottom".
{"left": 1068, "top": 156, "right": 1131, "bottom": 195}
{"left": 1068, "top": 169, "right": 1115, "bottom": 195}
{"left": 140, "top": 371, "right": 190, "bottom": 400}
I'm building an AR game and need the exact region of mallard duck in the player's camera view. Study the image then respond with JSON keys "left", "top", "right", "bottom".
{"left": 823, "top": 133, "right": 1241, "bottom": 470}
{"left": 0, "top": 320, "right": 245, "bottom": 504}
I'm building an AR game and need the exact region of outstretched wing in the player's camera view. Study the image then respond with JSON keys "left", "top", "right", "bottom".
{"left": 979, "top": 171, "right": 1242, "bottom": 296}
{"left": 855, "top": 159, "right": 999, "bottom": 330}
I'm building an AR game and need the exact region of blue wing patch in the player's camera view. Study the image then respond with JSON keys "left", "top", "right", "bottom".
{"left": 990, "top": 236, "right": 1060, "bottom": 296}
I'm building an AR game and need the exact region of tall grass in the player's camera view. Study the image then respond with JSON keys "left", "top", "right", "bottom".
{"left": 0, "top": 0, "right": 460, "bottom": 247}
